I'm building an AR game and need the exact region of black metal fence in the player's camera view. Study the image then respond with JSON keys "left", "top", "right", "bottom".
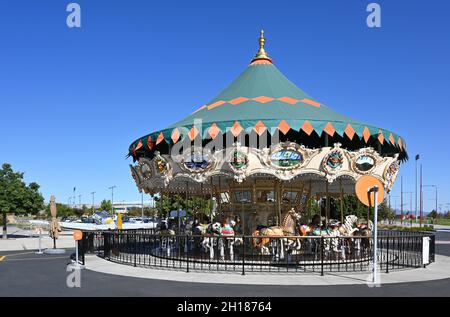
{"left": 79, "top": 229, "right": 435, "bottom": 275}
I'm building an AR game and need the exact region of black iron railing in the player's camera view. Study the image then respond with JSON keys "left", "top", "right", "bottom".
{"left": 78, "top": 229, "right": 435, "bottom": 274}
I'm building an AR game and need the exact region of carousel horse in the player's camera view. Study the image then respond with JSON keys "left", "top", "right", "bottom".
{"left": 352, "top": 220, "right": 374, "bottom": 253}
{"left": 200, "top": 222, "right": 222, "bottom": 253}
{"left": 339, "top": 216, "right": 374, "bottom": 255}
{"left": 200, "top": 220, "right": 243, "bottom": 260}
{"left": 159, "top": 221, "right": 176, "bottom": 255}
{"left": 251, "top": 208, "right": 301, "bottom": 256}
{"left": 217, "top": 218, "right": 242, "bottom": 260}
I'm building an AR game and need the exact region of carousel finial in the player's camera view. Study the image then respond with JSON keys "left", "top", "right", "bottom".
{"left": 251, "top": 30, "right": 272, "bottom": 63}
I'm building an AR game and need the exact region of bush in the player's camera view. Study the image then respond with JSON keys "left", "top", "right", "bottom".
{"left": 378, "top": 224, "right": 435, "bottom": 232}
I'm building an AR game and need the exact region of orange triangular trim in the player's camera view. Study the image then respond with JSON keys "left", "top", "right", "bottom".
{"left": 135, "top": 139, "right": 143, "bottom": 151}
{"left": 147, "top": 136, "right": 154, "bottom": 150}
{"left": 156, "top": 132, "right": 165, "bottom": 145}
{"left": 208, "top": 123, "right": 220, "bottom": 140}
{"left": 363, "top": 127, "right": 371, "bottom": 143}
{"left": 389, "top": 133, "right": 395, "bottom": 145}
{"left": 278, "top": 120, "right": 291, "bottom": 135}
{"left": 188, "top": 126, "right": 199, "bottom": 141}
{"left": 254, "top": 120, "right": 266, "bottom": 136}
{"left": 301, "top": 120, "right": 314, "bottom": 136}
{"left": 230, "top": 121, "right": 243, "bottom": 137}
{"left": 344, "top": 124, "right": 355, "bottom": 140}
{"left": 323, "top": 122, "right": 335, "bottom": 137}
{"left": 378, "top": 130, "right": 385, "bottom": 145}
{"left": 171, "top": 128, "right": 180, "bottom": 144}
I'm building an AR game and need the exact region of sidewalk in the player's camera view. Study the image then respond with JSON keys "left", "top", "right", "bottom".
{"left": 0, "top": 226, "right": 76, "bottom": 251}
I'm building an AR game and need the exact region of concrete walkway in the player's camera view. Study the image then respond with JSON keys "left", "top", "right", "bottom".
{"left": 0, "top": 227, "right": 76, "bottom": 251}
{"left": 84, "top": 254, "right": 450, "bottom": 286}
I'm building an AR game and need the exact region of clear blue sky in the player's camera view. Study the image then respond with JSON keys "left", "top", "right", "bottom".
{"left": 1, "top": 0, "right": 449, "bottom": 214}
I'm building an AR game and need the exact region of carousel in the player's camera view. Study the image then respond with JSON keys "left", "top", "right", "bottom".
{"left": 127, "top": 31, "right": 406, "bottom": 241}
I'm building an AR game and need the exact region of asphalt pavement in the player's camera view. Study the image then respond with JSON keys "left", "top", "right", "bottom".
{"left": 1, "top": 232, "right": 450, "bottom": 297}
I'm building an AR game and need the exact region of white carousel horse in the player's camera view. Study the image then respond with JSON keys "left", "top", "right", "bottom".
{"left": 200, "top": 222, "right": 222, "bottom": 255}
{"left": 201, "top": 220, "right": 243, "bottom": 261}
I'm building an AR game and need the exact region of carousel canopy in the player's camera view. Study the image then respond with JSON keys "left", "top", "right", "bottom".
{"left": 129, "top": 31, "right": 407, "bottom": 161}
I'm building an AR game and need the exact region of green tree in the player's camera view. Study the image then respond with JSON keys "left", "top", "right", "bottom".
{"left": 154, "top": 194, "right": 212, "bottom": 219}
{"left": 45, "top": 203, "right": 76, "bottom": 218}
{"left": 100, "top": 199, "right": 112, "bottom": 213}
{"left": 1, "top": 163, "right": 45, "bottom": 238}
{"left": 378, "top": 200, "right": 395, "bottom": 221}
{"left": 428, "top": 209, "right": 438, "bottom": 220}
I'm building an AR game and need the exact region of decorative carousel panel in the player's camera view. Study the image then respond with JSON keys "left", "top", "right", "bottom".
{"left": 138, "top": 158, "right": 154, "bottom": 180}
{"left": 130, "top": 164, "right": 143, "bottom": 190}
{"left": 383, "top": 156, "right": 400, "bottom": 190}
{"left": 349, "top": 148, "right": 382, "bottom": 175}
{"left": 178, "top": 147, "right": 214, "bottom": 173}
{"left": 227, "top": 146, "right": 250, "bottom": 182}
{"left": 154, "top": 152, "right": 171, "bottom": 175}
{"left": 267, "top": 142, "right": 305, "bottom": 169}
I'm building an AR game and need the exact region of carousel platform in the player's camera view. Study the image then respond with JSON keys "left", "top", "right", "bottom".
{"left": 84, "top": 253, "right": 450, "bottom": 286}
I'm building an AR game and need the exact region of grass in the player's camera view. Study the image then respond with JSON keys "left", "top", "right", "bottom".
{"left": 429, "top": 218, "right": 450, "bottom": 226}
{"left": 378, "top": 224, "right": 435, "bottom": 232}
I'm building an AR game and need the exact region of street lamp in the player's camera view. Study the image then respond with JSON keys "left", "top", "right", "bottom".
{"left": 108, "top": 186, "right": 116, "bottom": 216}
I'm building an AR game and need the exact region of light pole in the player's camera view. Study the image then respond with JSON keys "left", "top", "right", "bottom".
{"left": 108, "top": 186, "right": 116, "bottom": 216}
{"left": 91, "top": 191, "right": 96, "bottom": 214}
{"left": 368, "top": 185, "right": 380, "bottom": 285}
{"left": 415, "top": 154, "right": 420, "bottom": 223}
{"left": 420, "top": 164, "right": 423, "bottom": 227}
{"left": 401, "top": 176, "right": 404, "bottom": 226}
{"left": 423, "top": 185, "right": 438, "bottom": 212}
{"left": 141, "top": 192, "right": 144, "bottom": 220}
{"left": 403, "top": 192, "right": 413, "bottom": 225}
{"left": 78, "top": 194, "right": 82, "bottom": 209}
{"left": 424, "top": 185, "right": 437, "bottom": 222}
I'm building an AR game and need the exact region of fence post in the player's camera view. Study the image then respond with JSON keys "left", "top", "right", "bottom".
{"left": 186, "top": 235, "right": 189, "bottom": 273}
{"left": 241, "top": 236, "right": 245, "bottom": 276}
{"left": 385, "top": 234, "right": 389, "bottom": 273}
{"left": 320, "top": 236, "right": 324, "bottom": 276}
{"left": 134, "top": 234, "right": 137, "bottom": 267}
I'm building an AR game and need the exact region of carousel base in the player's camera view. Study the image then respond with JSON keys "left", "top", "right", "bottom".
{"left": 84, "top": 254, "right": 448, "bottom": 286}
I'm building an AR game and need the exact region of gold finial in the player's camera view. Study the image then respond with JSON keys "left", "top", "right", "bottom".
{"left": 252, "top": 30, "right": 272, "bottom": 63}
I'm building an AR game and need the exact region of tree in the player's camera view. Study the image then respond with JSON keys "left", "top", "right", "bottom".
{"left": 428, "top": 209, "right": 438, "bottom": 220}
{"left": 154, "top": 194, "right": 212, "bottom": 219}
{"left": 378, "top": 200, "right": 395, "bottom": 221}
{"left": 45, "top": 203, "right": 76, "bottom": 218}
{"left": 0, "top": 163, "right": 45, "bottom": 238}
{"left": 100, "top": 199, "right": 112, "bottom": 213}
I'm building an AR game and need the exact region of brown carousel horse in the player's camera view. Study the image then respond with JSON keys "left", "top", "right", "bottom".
{"left": 251, "top": 208, "right": 301, "bottom": 256}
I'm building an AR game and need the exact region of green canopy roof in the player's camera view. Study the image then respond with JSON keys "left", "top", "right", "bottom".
{"left": 129, "top": 31, "right": 407, "bottom": 161}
